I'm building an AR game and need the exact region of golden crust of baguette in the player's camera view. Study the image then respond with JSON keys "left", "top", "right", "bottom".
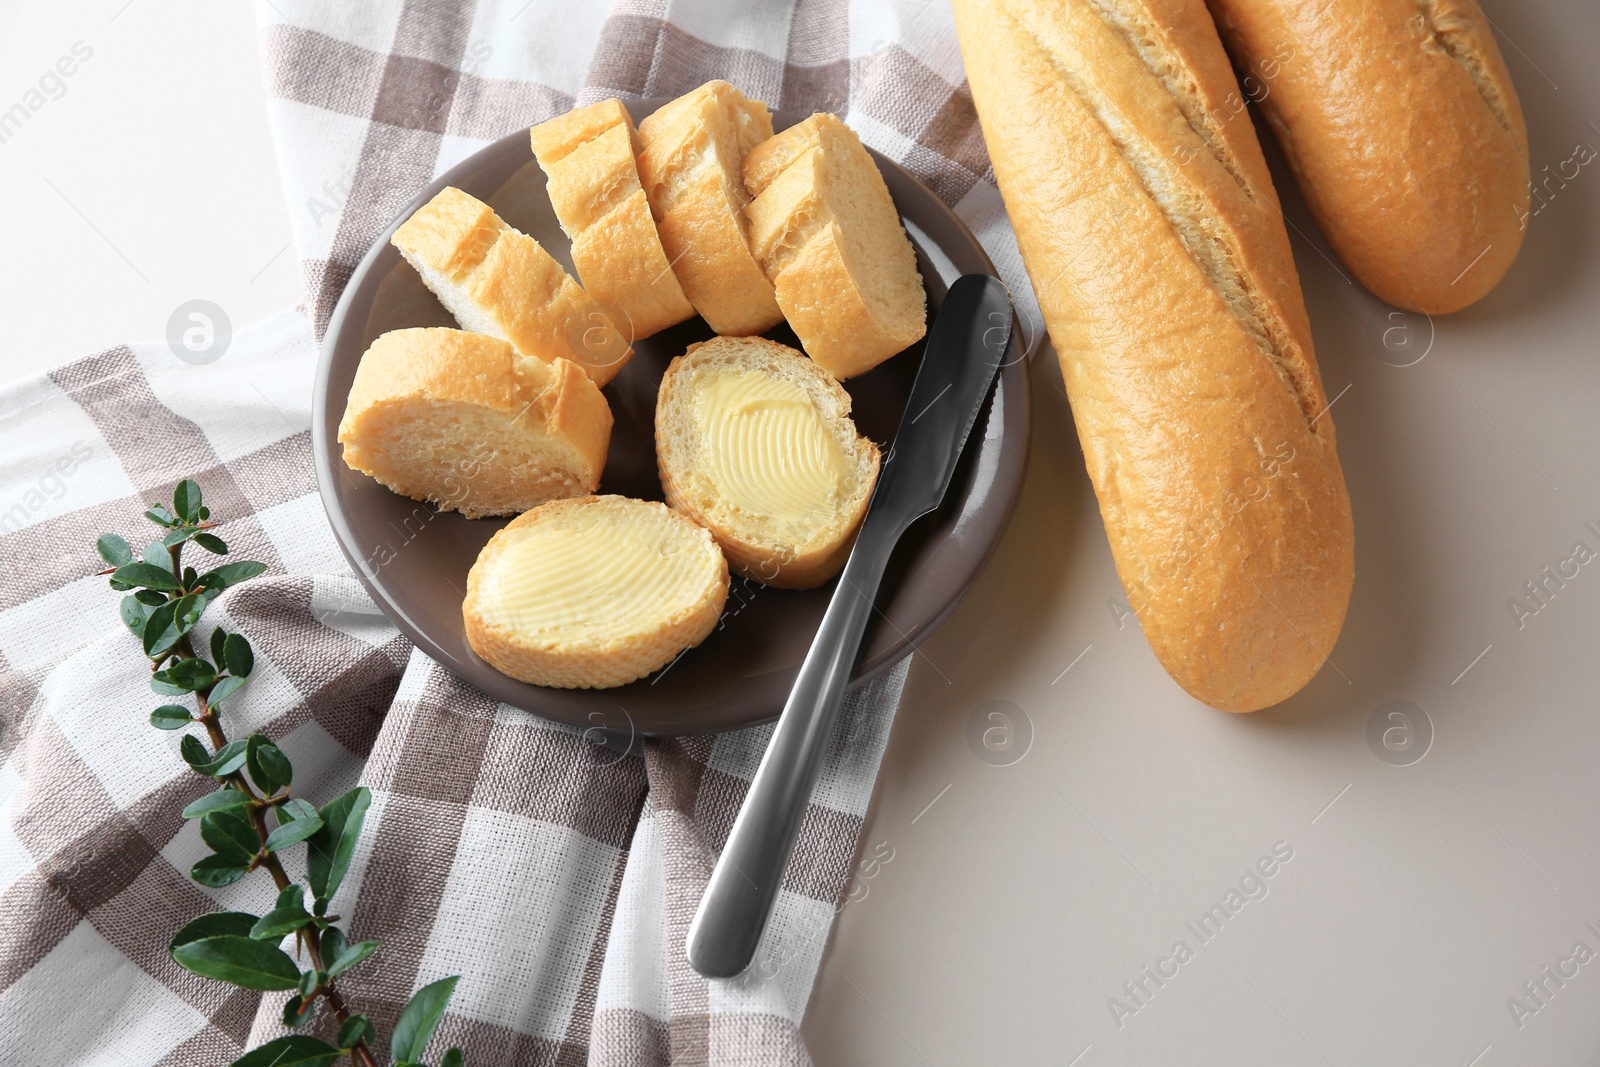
{"left": 530, "top": 100, "right": 696, "bottom": 340}
{"left": 742, "top": 114, "right": 927, "bottom": 380}
{"left": 390, "top": 187, "right": 633, "bottom": 386}
{"left": 338, "top": 328, "right": 611, "bottom": 519}
{"left": 1206, "top": 0, "right": 1529, "bottom": 313}
{"left": 655, "top": 336, "right": 880, "bottom": 589}
{"left": 953, "top": 0, "right": 1354, "bottom": 712}
{"left": 638, "top": 81, "right": 783, "bottom": 336}
{"left": 463, "top": 495, "right": 729, "bottom": 689}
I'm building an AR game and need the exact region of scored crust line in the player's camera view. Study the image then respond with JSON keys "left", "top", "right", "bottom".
{"left": 1006, "top": 2, "right": 1325, "bottom": 431}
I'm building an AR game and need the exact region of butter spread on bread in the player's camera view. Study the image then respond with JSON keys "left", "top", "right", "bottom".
{"left": 463, "top": 495, "right": 728, "bottom": 689}
{"left": 952, "top": 0, "right": 1354, "bottom": 712}
{"left": 656, "top": 336, "right": 880, "bottom": 589}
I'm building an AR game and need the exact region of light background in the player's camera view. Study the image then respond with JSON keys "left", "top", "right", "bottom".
{"left": 2, "top": 1, "right": 1598, "bottom": 1065}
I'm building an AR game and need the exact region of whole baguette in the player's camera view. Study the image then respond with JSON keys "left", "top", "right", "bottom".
{"left": 952, "top": 0, "right": 1354, "bottom": 712}
{"left": 1206, "top": 0, "right": 1529, "bottom": 314}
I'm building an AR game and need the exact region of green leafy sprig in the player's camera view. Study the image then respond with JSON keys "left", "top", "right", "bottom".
{"left": 99, "top": 480, "right": 464, "bottom": 1067}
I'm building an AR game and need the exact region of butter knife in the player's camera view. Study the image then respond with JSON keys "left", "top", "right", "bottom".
{"left": 686, "top": 273, "right": 1013, "bottom": 979}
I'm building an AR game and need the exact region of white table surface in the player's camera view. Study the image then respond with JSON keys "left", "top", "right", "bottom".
{"left": 5, "top": 3, "right": 1598, "bottom": 1066}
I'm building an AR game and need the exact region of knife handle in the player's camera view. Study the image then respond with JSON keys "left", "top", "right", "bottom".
{"left": 686, "top": 519, "right": 900, "bottom": 979}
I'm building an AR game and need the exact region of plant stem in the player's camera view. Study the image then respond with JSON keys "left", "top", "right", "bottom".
{"left": 167, "top": 540, "right": 380, "bottom": 1067}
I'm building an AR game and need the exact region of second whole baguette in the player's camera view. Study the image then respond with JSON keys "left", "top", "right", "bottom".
{"left": 1205, "top": 0, "right": 1530, "bottom": 314}
{"left": 953, "top": 0, "right": 1354, "bottom": 712}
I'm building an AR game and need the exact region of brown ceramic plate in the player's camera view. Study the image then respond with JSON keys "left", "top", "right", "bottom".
{"left": 312, "top": 102, "right": 1031, "bottom": 736}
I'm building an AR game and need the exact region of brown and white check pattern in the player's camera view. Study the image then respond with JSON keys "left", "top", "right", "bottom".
{"left": 0, "top": 1, "right": 1032, "bottom": 1063}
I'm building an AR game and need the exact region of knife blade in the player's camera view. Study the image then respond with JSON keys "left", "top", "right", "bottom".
{"left": 686, "top": 274, "right": 1013, "bottom": 979}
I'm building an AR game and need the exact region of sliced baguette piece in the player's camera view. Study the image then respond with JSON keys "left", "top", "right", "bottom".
{"left": 637, "top": 81, "right": 783, "bottom": 336}
{"left": 742, "top": 114, "right": 927, "bottom": 380}
{"left": 338, "top": 328, "right": 611, "bottom": 519}
{"left": 390, "top": 187, "right": 632, "bottom": 386}
{"left": 530, "top": 100, "right": 696, "bottom": 340}
{"left": 656, "top": 335, "right": 881, "bottom": 589}
{"left": 464, "top": 495, "right": 729, "bottom": 688}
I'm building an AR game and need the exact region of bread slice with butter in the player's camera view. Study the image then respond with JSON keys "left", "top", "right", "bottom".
{"left": 391, "top": 186, "right": 633, "bottom": 386}
{"left": 637, "top": 81, "right": 783, "bottom": 336}
{"left": 530, "top": 100, "right": 696, "bottom": 341}
{"left": 742, "top": 113, "right": 927, "bottom": 380}
{"left": 656, "top": 336, "right": 881, "bottom": 589}
{"left": 464, "top": 495, "right": 729, "bottom": 689}
{"left": 338, "top": 328, "right": 611, "bottom": 519}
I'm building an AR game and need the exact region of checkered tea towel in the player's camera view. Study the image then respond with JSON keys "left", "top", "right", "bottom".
{"left": 0, "top": 1, "right": 1037, "bottom": 1063}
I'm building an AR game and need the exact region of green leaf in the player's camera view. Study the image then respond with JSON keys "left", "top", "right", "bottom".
{"left": 264, "top": 808, "right": 323, "bottom": 852}
{"left": 174, "top": 593, "right": 204, "bottom": 629}
{"left": 281, "top": 993, "right": 315, "bottom": 1028}
{"left": 228, "top": 1035, "right": 342, "bottom": 1067}
{"left": 182, "top": 565, "right": 198, "bottom": 587}
{"left": 250, "top": 884, "right": 311, "bottom": 941}
{"left": 223, "top": 633, "right": 254, "bottom": 677}
{"left": 441, "top": 1048, "right": 464, "bottom": 1067}
{"left": 151, "top": 676, "right": 190, "bottom": 697}
{"left": 97, "top": 533, "right": 134, "bottom": 567}
{"left": 325, "top": 938, "right": 379, "bottom": 979}
{"left": 210, "top": 626, "right": 228, "bottom": 664}
{"left": 278, "top": 797, "right": 319, "bottom": 823}
{"left": 209, "top": 675, "right": 248, "bottom": 707}
{"left": 182, "top": 788, "right": 249, "bottom": 819}
{"left": 155, "top": 657, "right": 217, "bottom": 693}
{"left": 201, "top": 810, "right": 259, "bottom": 863}
{"left": 167, "top": 657, "right": 218, "bottom": 686}
{"left": 150, "top": 704, "right": 192, "bottom": 730}
{"left": 392, "top": 975, "right": 461, "bottom": 1063}
{"left": 113, "top": 561, "right": 182, "bottom": 592}
{"left": 190, "top": 854, "right": 251, "bottom": 888}
{"left": 145, "top": 504, "right": 177, "bottom": 527}
{"left": 251, "top": 907, "right": 312, "bottom": 942}
{"left": 193, "top": 532, "right": 229, "bottom": 555}
{"left": 142, "top": 601, "right": 179, "bottom": 656}
{"left": 143, "top": 540, "right": 173, "bottom": 570}
{"left": 180, "top": 734, "right": 212, "bottom": 769}
{"left": 169, "top": 911, "right": 257, "bottom": 949}
{"left": 306, "top": 787, "right": 371, "bottom": 902}
{"left": 144, "top": 593, "right": 204, "bottom": 657}
{"left": 336, "top": 1014, "right": 372, "bottom": 1050}
{"left": 196, "top": 560, "right": 266, "bottom": 593}
{"left": 245, "top": 734, "right": 274, "bottom": 792}
{"left": 248, "top": 737, "right": 290, "bottom": 793}
{"left": 197, "top": 738, "right": 249, "bottom": 777}
{"left": 319, "top": 925, "right": 345, "bottom": 961}
{"left": 121, "top": 595, "right": 158, "bottom": 636}
{"left": 174, "top": 479, "right": 203, "bottom": 524}
{"left": 162, "top": 526, "right": 196, "bottom": 548}
{"left": 199, "top": 505, "right": 211, "bottom": 520}
{"left": 134, "top": 588, "right": 167, "bottom": 605}
{"left": 172, "top": 934, "right": 300, "bottom": 990}
{"left": 299, "top": 970, "right": 323, "bottom": 1000}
